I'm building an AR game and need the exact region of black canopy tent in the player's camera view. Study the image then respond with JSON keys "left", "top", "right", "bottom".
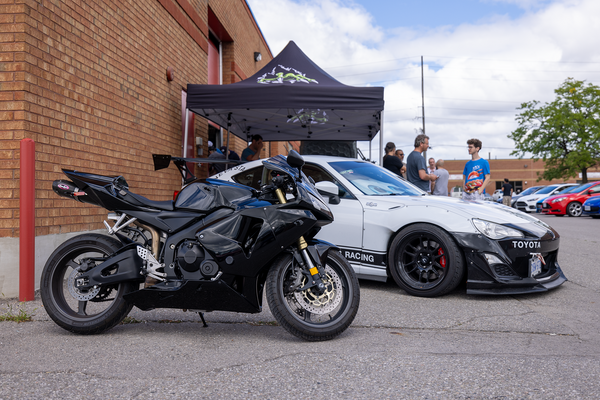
{"left": 185, "top": 41, "right": 385, "bottom": 160}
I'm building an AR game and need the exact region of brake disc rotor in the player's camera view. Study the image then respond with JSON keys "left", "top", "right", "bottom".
{"left": 67, "top": 267, "right": 101, "bottom": 301}
{"left": 294, "top": 265, "right": 342, "bottom": 314}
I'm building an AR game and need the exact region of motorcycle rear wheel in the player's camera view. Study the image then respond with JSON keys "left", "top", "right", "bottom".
{"left": 266, "top": 249, "right": 359, "bottom": 341}
{"left": 40, "top": 234, "right": 137, "bottom": 334}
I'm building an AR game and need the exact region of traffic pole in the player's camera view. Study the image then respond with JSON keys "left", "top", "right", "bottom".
{"left": 19, "top": 138, "right": 35, "bottom": 301}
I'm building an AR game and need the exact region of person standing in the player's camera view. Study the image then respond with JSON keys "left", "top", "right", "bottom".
{"left": 502, "top": 178, "right": 513, "bottom": 206}
{"left": 427, "top": 157, "right": 436, "bottom": 193}
{"left": 395, "top": 149, "right": 407, "bottom": 177}
{"left": 462, "top": 138, "right": 491, "bottom": 201}
{"left": 406, "top": 134, "right": 437, "bottom": 192}
{"left": 383, "top": 142, "right": 404, "bottom": 177}
{"left": 241, "top": 134, "right": 264, "bottom": 161}
{"left": 431, "top": 159, "right": 449, "bottom": 196}
{"left": 208, "top": 143, "right": 226, "bottom": 175}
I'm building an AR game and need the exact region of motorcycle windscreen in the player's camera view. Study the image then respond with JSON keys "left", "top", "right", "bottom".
{"left": 262, "top": 155, "right": 324, "bottom": 202}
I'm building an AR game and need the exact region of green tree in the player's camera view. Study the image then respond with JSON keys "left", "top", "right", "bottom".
{"left": 509, "top": 78, "right": 600, "bottom": 183}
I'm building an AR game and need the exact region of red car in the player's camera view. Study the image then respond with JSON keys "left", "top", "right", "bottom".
{"left": 541, "top": 182, "right": 600, "bottom": 216}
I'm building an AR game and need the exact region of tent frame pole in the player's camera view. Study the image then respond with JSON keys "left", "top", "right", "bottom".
{"left": 379, "top": 111, "right": 384, "bottom": 165}
{"left": 183, "top": 108, "right": 190, "bottom": 158}
{"left": 182, "top": 107, "right": 190, "bottom": 184}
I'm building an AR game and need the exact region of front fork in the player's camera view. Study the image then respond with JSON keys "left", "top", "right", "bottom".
{"left": 274, "top": 188, "right": 326, "bottom": 294}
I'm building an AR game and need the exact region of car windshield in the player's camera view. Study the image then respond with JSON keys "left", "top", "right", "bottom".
{"left": 328, "top": 161, "right": 424, "bottom": 196}
{"left": 535, "top": 185, "right": 562, "bottom": 195}
{"left": 556, "top": 185, "right": 581, "bottom": 194}
{"left": 520, "top": 186, "right": 543, "bottom": 196}
{"left": 574, "top": 182, "right": 595, "bottom": 192}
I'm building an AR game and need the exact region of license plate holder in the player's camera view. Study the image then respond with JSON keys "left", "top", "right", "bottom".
{"left": 530, "top": 254, "right": 542, "bottom": 277}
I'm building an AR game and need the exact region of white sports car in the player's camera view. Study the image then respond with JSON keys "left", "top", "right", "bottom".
{"left": 211, "top": 155, "right": 567, "bottom": 297}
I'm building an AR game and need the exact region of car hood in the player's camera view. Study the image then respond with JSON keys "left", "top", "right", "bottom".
{"left": 544, "top": 193, "right": 571, "bottom": 203}
{"left": 518, "top": 193, "right": 553, "bottom": 202}
{"left": 362, "top": 194, "right": 551, "bottom": 227}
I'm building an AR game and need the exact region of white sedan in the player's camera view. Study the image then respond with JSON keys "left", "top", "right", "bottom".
{"left": 211, "top": 155, "right": 567, "bottom": 297}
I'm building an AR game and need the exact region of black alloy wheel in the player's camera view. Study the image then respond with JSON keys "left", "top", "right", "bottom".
{"left": 389, "top": 223, "right": 464, "bottom": 297}
{"left": 40, "top": 234, "right": 137, "bottom": 334}
{"left": 266, "top": 249, "right": 359, "bottom": 341}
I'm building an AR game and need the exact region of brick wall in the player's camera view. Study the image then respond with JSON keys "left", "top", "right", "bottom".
{"left": 441, "top": 158, "right": 600, "bottom": 192}
{"left": 0, "top": 0, "right": 273, "bottom": 238}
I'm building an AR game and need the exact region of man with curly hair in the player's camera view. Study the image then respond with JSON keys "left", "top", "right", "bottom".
{"left": 462, "top": 138, "right": 490, "bottom": 201}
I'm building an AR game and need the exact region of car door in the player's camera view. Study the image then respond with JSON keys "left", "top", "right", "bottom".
{"left": 301, "top": 163, "right": 366, "bottom": 273}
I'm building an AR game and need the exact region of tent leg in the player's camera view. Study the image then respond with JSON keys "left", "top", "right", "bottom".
{"left": 183, "top": 108, "right": 190, "bottom": 158}
{"left": 224, "top": 131, "right": 231, "bottom": 167}
{"left": 379, "top": 111, "right": 384, "bottom": 165}
{"left": 183, "top": 108, "right": 190, "bottom": 184}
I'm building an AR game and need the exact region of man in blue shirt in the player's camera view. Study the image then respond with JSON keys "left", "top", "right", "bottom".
{"left": 241, "top": 134, "right": 264, "bottom": 161}
{"left": 462, "top": 138, "right": 491, "bottom": 201}
{"left": 406, "top": 134, "right": 438, "bottom": 192}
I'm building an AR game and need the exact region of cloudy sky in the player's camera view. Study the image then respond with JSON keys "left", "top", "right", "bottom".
{"left": 247, "top": 0, "right": 600, "bottom": 162}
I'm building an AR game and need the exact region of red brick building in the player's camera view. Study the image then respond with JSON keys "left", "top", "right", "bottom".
{"left": 0, "top": 0, "right": 297, "bottom": 297}
{"left": 442, "top": 158, "right": 600, "bottom": 194}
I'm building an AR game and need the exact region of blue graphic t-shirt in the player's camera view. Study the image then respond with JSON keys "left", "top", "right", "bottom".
{"left": 241, "top": 147, "right": 256, "bottom": 161}
{"left": 463, "top": 158, "right": 490, "bottom": 194}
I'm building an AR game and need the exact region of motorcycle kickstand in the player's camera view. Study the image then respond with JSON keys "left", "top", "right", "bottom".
{"left": 198, "top": 312, "right": 208, "bottom": 328}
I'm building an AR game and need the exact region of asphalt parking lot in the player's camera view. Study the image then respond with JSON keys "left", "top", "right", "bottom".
{"left": 1, "top": 214, "right": 599, "bottom": 399}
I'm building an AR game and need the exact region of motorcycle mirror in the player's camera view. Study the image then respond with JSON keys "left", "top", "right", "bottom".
{"left": 287, "top": 150, "right": 305, "bottom": 171}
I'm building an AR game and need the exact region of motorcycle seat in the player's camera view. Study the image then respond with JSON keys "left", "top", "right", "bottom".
{"left": 122, "top": 191, "right": 174, "bottom": 211}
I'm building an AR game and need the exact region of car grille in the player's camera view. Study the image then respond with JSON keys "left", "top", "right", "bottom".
{"left": 516, "top": 201, "right": 527, "bottom": 208}
{"left": 511, "top": 250, "right": 558, "bottom": 278}
{"left": 586, "top": 205, "right": 600, "bottom": 212}
{"left": 542, "top": 203, "right": 551, "bottom": 209}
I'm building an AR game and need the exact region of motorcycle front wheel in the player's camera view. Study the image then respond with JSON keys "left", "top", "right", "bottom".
{"left": 40, "top": 234, "right": 137, "bottom": 334}
{"left": 266, "top": 249, "right": 360, "bottom": 341}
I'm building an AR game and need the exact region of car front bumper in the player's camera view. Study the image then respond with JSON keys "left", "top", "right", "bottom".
{"left": 452, "top": 231, "right": 567, "bottom": 295}
{"left": 515, "top": 201, "right": 537, "bottom": 212}
{"left": 541, "top": 201, "right": 567, "bottom": 215}
{"left": 582, "top": 203, "right": 600, "bottom": 216}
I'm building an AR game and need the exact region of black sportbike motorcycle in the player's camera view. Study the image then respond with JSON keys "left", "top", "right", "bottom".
{"left": 41, "top": 151, "right": 359, "bottom": 341}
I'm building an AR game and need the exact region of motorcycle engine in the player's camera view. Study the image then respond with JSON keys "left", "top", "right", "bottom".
{"left": 176, "top": 240, "right": 205, "bottom": 272}
{"left": 175, "top": 240, "right": 219, "bottom": 278}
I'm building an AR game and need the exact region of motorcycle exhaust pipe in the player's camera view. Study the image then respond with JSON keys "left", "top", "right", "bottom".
{"left": 52, "top": 180, "right": 87, "bottom": 202}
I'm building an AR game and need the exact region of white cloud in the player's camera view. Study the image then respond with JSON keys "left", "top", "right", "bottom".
{"left": 248, "top": 0, "right": 600, "bottom": 162}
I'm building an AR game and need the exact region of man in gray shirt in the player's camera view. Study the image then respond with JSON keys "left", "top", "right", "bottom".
{"left": 431, "top": 159, "right": 449, "bottom": 196}
{"left": 406, "top": 134, "right": 437, "bottom": 192}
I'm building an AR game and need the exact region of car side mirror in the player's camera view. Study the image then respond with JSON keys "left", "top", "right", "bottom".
{"left": 315, "top": 181, "right": 340, "bottom": 205}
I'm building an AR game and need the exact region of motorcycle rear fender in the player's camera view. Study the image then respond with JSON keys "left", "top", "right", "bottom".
{"left": 78, "top": 243, "right": 145, "bottom": 288}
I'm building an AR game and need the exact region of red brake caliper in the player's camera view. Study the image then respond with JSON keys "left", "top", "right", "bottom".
{"left": 437, "top": 248, "right": 446, "bottom": 268}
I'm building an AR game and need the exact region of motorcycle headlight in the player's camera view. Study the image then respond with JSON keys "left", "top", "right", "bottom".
{"left": 551, "top": 197, "right": 567, "bottom": 203}
{"left": 309, "top": 193, "right": 330, "bottom": 213}
{"left": 472, "top": 219, "right": 524, "bottom": 240}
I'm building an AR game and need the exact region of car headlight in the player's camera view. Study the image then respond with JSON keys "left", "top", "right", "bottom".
{"left": 529, "top": 197, "right": 539, "bottom": 202}
{"left": 551, "top": 197, "right": 567, "bottom": 203}
{"left": 472, "top": 219, "right": 524, "bottom": 240}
